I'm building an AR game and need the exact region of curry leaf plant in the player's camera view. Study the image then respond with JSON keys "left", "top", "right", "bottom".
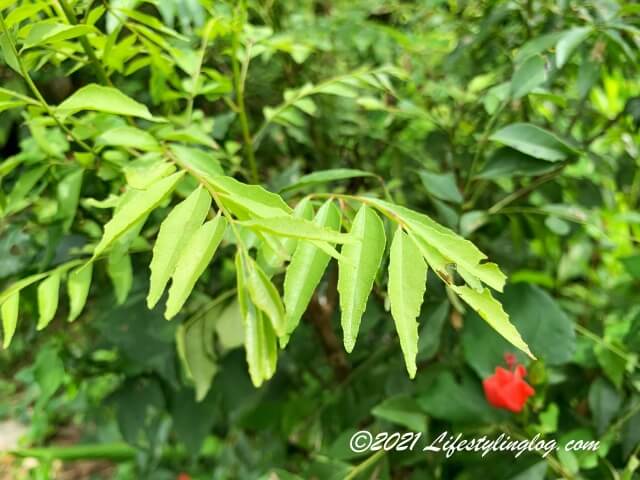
{"left": 0, "top": 1, "right": 535, "bottom": 390}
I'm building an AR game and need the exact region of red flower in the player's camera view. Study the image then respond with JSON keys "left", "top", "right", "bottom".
{"left": 177, "top": 474, "right": 191, "bottom": 480}
{"left": 483, "top": 357, "right": 535, "bottom": 413}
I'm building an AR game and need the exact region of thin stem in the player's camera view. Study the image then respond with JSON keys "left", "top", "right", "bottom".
{"left": 574, "top": 323, "right": 631, "bottom": 361}
{"left": 231, "top": 22, "right": 258, "bottom": 183}
{"left": 464, "top": 100, "right": 507, "bottom": 193}
{"left": 56, "top": 0, "right": 112, "bottom": 86}
{"left": 344, "top": 450, "right": 385, "bottom": 480}
{"left": 186, "top": 20, "right": 214, "bottom": 124}
{"left": 0, "top": 13, "right": 96, "bottom": 156}
{"left": 487, "top": 164, "right": 567, "bottom": 214}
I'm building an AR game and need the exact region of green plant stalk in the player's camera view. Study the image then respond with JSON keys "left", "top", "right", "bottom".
{"left": 344, "top": 450, "right": 385, "bottom": 480}
{"left": 574, "top": 323, "right": 632, "bottom": 362}
{"left": 464, "top": 100, "right": 507, "bottom": 194}
{"left": 186, "top": 20, "right": 214, "bottom": 124}
{"left": 55, "top": 0, "right": 112, "bottom": 86}
{"left": 0, "top": 13, "right": 96, "bottom": 156}
{"left": 9, "top": 443, "right": 135, "bottom": 461}
{"left": 231, "top": 27, "right": 259, "bottom": 183}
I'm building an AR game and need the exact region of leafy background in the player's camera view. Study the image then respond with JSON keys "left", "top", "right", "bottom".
{"left": 0, "top": 0, "right": 639, "bottom": 479}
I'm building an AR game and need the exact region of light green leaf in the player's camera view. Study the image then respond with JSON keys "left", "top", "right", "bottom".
{"left": 388, "top": 228, "right": 428, "bottom": 378}
{"left": 57, "top": 168, "right": 83, "bottom": 231}
{"left": 23, "top": 22, "right": 96, "bottom": 49}
{"left": 366, "top": 199, "right": 506, "bottom": 291}
{"left": 36, "top": 272, "right": 61, "bottom": 330}
{"left": 215, "top": 300, "right": 245, "bottom": 352}
{"left": 556, "top": 27, "right": 592, "bottom": 68}
{"left": 67, "top": 264, "right": 92, "bottom": 322}
{"left": 148, "top": 186, "right": 211, "bottom": 308}
{"left": 511, "top": 55, "right": 547, "bottom": 99}
{"left": 490, "top": 123, "right": 578, "bottom": 162}
{"left": 418, "top": 170, "right": 463, "bottom": 204}
{"left": 97, "top": 126, "right": 160, "bottom": 151}
{"left": 165, "top": 216, "right": 227, "bottom": 319}
{"left": 123, "top": 154, "right": 176, "bottom": 190}
{"left": 57, "top": 84, "right": 154, "bottom": 120}
{"left": 107, "top": 252, "right": 132, "bottom": 305}
{"left": 338, "top": 205, "right": 385, "bottom": 352}
{"left": 93, "top": 171, "right": 184, "bottom": 258}
{"left": 239, "top": 216, "right": 352, "bottom": 244}
{"left": 1, "top": 291, "right": 19, "bottom": 348}
{"left": 451, "top": 285, "right": 535, "bottom": 359}
{"left": 281, "top": 169, "right": 376, "bottom": 193}
{"left": 284, "top": 200, "right": 341, "bottom": 338}
{"left": 170, "top": 144, "right": 223, "bottom": 180}
{"left": 236, "top": 253, "right": 278, "bottom": 387}
{"left": 0, "top": 32, "right": 21, "bottom": 76}
{"left": 207, "top": 175, "right": 291, "bottom": 219}
{"left": 178, "top": 316, "right": 218, "bottom": 401}
{"left": 243, "top": 255, "right": 286, "bottom": 338}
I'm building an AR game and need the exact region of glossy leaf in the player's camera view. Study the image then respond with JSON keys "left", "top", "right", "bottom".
{"left": 240, "top": 216, "right": 353, "bottom": 244}
{"left": 165, "top": 216, "right": 227, "bottom": 319}
{"left": 338, "top": 205, "right": 385, "bottom": 352}
{"left": 93, "top": 171, "right": 184, "bottom": 258}
{"left": 490, "top": 123, "right": 577, "bottom": 162}
{"left": 107, "top": 252, "right": 133, "bottom": 305}
{"left": 451, "top": 285, "right": 534, "bottom": 360}
{"left": 148, "top": 186, "right": 211, "bottom": 308}
{"left": 57, "top": 84, "right": 154, "bottom": 120}
{"left": 67, "top": 264, "right": 93, "bottom": 322}
{"left": 281, "top": 169, "right": 376, "bottom": 193}
{"left": 388, "top": 228, "right": 428, "bottom": 378}
{"left": 36, "top": 272, "right": 61, "bottom": 330}
{"left": 556, "top": 27, "right": 592, "bottom": 68}
{"left": 1, "top": 291, "right": 19, "bottom": 348}
{"left": 243, "top": 254, "right": 286, "bottom": 338}
{"left": 97, "top": 126, "right": 160, "bottom": 151}
{"left": 511, "top": 55, "right": 547, "bottom": 99}
{"left": 236, "top": 253, "right": 278, "bottom": 387}
{"left": 23, "top": 22, "right": 96, "bottom": 48}
{"left": 284, "top": 200, "right": 341, "bottom": 338}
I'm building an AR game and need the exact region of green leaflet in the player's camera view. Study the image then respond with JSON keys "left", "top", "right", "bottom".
{"left": 148, "top": 186, "right": 211, "bottom": 308}
{"left": 23, "top": 22, "right": 96, "bottom": 49}
{"left": 67, "top": 264, "right": 93, "bottom": 322}
{"left": 280, "top": 168, "right": 376, "bottom": 193}
{"left": 556, "top": 27, "right": 592, "bottom": 68}
{"left": 242, "top": 254, "right": 286, "bottom": 338}
{"left": 338, "top": 205, "right": 385, "bottom": 352}
{"left": 451, "top": 285, "right": 535, "bottom": 359}
{"left": 261, "top": 197, "right": 314, "bottom": 268}
{"left": 56, "top": 168, "right": 83, "bottom": 232}
{"left": 206, "top": 175, "right": 292, "bottom": 219}
{"left": 236, "top": 253, "right": 278, "bottom": 387}
{"left": 177, "top": 315, "right": 218, "bottom": 401}
{"left": 97, "top": 126, "right": 160, "bottom": 151}
{"left": 284, "top": 200, "right": 341, "bottom": 338}
{"left": 388, "top": 228, "right": 428, "bottom": 379}
{"left": 489, "top": 123, "right": 578, "bottom": 162}
{"left": 57, "top": 84, "right": 155, "bottom": 120}
{"left": 165, "top": 216, "right": 227, "bottom": 319}
{"left": 239, "top": 216, "right": 353, "bottom": 244}
{"left": 36, "top": 272, "right": 61, "bottom": 330}
{"left": 107, "top": 251, "right": 132, "bottom": 305}
{"left": 366, "top": 199, "right": 506, "bottom": 291}
{"left": 0, "top": 31, "right": 21, "bottom": 76}
{"left": 510, "top": 55, "right": 547, "bottom": 99}
{"left": 93, "top": 171, "right": 184, "bottom": 259}
{"left": 170, "top": 145, "right": 223, "bottom": 180}
{"left": 1, "top": 291, "right": 19, "bottom": 348}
